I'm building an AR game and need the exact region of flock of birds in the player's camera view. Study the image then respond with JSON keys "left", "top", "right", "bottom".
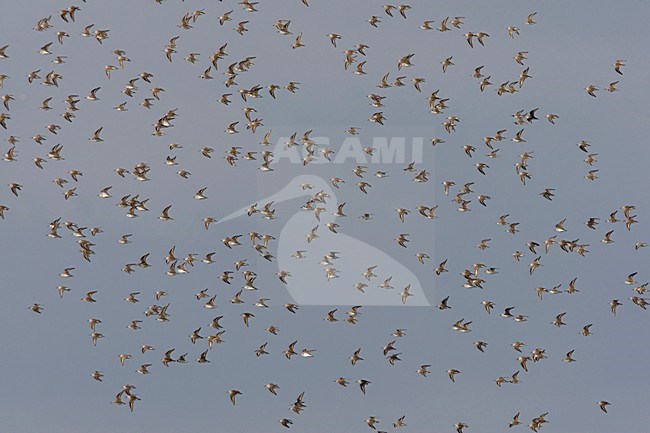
{"left": 1, "top": 1, "right": 647, "bottom": 432}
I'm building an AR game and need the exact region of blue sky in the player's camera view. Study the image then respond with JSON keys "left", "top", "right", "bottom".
{"left": 0, "top": 0, "right": 649, "bottom": 432}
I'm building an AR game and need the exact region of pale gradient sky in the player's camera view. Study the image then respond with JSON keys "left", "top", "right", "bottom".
{"left": 0, "top": 1, "right": 649, "bottom": 432}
